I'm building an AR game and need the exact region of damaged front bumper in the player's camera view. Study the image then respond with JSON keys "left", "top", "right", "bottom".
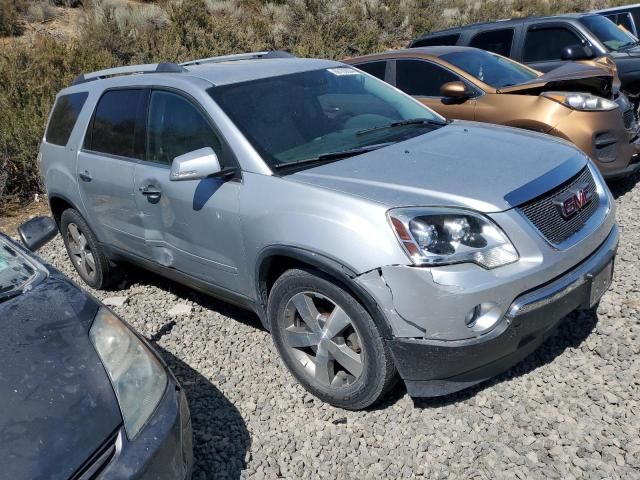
{"left": 355, "top": 223, "right": 618, "bottom": 398}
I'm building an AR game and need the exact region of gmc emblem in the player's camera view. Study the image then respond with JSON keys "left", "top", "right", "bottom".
{"left": 553, "top": 183, "right": 593, "bottom": 218}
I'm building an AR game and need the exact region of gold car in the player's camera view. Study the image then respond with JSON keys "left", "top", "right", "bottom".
{"left": 345, "top": 47, "right": 640, "bottom": 179}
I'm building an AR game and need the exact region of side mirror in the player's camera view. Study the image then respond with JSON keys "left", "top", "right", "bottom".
{"left": 440, "top": 81, "right": 471, "bottom": 99}
{"left": 18, "top": 216, "right": 58, "bottom": 252}
{"left": 170, "top": 147, "right": 222, "bottom": 182}
{"left": 561, "top": 45, "right": 595, "bottom": 61}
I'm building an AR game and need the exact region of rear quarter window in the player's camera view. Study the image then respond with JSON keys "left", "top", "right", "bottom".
{"left": 45, "top": 92, "right": 89, "bottom": 146}
{"left": 411, "top": 34, "right": 460, "bottom": 47}
{"left": 353, "top": 61, "right": 387, "bottom": 80}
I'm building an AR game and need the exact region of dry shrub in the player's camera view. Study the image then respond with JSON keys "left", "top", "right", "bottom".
{"left": 0, "top": 0, "right": 636, "bottom": 205}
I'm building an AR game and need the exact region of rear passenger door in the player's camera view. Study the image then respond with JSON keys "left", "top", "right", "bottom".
{"left": 393, "top": 59, "right": 478, "bottom": 120}
{"left": 77, "top": 88, "right": 148, "bottom": 255}
{"left": 133, "top": 89, "right": 243, "bottom": 291}
{"left": 521, "top": 23, "right": 588, "bottom": 72}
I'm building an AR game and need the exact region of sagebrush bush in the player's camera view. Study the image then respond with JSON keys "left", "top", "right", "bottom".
{"left": 0, "top": 0, "right": 638, "bottom": 205}
{"left": 0, "top": 0, "right": 22, "bottom": 36}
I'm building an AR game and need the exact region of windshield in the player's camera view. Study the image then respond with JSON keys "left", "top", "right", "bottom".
{"left": 0, "top": 239, "right": 41, "bottom": 302}
{"left": 440, "top": 50, "right": 539, "bottom": 88}
{"left": 580, "top": 15, "right": 637, "bottom": 51}
{"left": 209, "top": 66, "right": 444, "bottom": 169}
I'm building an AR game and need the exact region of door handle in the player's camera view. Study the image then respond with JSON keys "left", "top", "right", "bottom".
{"left": 139, "top": 185, "right": 162, "bottom": 201}
{"left": 79, "top": 170, "right": 92, "bottom": 182}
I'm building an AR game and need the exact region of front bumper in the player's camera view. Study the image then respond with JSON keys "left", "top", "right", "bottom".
{"left": 387, "top": 225, "right": 618, "bottom": 398}
{"left": 551, "top": 108, "right": 640, "bottom": 179}
{"left": 100, "top": 374, "right": 193, "bottom": 479}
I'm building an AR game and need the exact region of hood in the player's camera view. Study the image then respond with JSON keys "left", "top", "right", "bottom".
{"left": 497, "top": 62, "right": 614, "bottom": 97}
{"left": 0, "top": 271, "right": 122, "bottom": 480}
{"left": 608, "top": 49, "right": 640, "bottom": 74}
{"left": 289, "top": 122, "right": 587, "bottom": 213}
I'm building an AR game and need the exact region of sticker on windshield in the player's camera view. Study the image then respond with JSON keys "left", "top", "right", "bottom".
{"left": 327, "top": 67, "right": 361, "bottom": 76}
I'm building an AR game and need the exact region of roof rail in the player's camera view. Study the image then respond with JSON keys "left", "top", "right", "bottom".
{"left": 72, "top": 62, "right": 185, "bottom": 85}
{"left": 180, "top": 50, "right": 294, "bottom": 67}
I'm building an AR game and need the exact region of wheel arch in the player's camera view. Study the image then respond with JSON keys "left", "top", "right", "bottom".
{"left": 255, "top": 245, "right": 393, "bottom": 339}
{"left": 48, "top": 193, "right": 80, "bottom": 227}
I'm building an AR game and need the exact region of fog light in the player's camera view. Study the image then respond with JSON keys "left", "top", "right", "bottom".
{"left": 465, "top": 305, "right": 481, "bottom": 328}
{"left": 465, "top": 302, "right": 502, "bottom": 334}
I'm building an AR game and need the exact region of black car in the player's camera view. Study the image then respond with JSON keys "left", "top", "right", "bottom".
{"left": 409, "top": 13, "right": 640, "bottom": 108}
{"left": 0, "top": 217, "right": 192, "bottom": 479}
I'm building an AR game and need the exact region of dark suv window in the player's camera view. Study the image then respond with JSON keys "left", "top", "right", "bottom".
{"left": 84, "top": 89, "right": 147, "bottom": 159}
{"left": 354, "top": 61, "right": 387, "bottom": 80}
{"left": 147, "top": 90, "right": 222, "bottom": 165}
{"left": 45, "top": 92, "right": 88, "bottom": 146}
{"left": 412, "top": 34, "right": 460, "bottom": 47}
{"left": 523, "top": 26, "right": 583, "bottom": 62}
{"left": 396, "top": 59, "right": 459, "bottom": 97}
{"left": 469, "top": 29, "right": 514, "bottom": 56}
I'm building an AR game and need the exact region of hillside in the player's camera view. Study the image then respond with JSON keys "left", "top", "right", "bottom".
{"left": 0, "top": 0, "right": 636, "bottom": 209}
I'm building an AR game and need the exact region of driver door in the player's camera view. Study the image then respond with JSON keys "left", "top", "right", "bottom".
{"left": 393, "top": 59, "right": 477, "bottom": 121}
{"left": 133, "top": 89, "right": 243, "bottom": 292}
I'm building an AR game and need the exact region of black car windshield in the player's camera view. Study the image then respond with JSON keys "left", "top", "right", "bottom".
{"left": 209, "top": 66, "right": 445, "bottom": 170}
{"left": 580, "top": 15, "right": 638, "bottom": 51}
{"left": 0, "top": 239, "right": 40, "bottom": 302}
{"left": 441, "top": 50, "right": 539, "bottom": 88}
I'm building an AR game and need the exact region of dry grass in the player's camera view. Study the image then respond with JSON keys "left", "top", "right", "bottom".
{"left": 1, "top": 0, "right": 639, "bottom": 209}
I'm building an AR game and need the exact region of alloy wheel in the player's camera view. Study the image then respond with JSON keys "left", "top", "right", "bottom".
{"left": 283, "top": 291, "right": 363, "bottom": 387}
{"left": 66, "top": 222, "right": 97, "bottom": 281}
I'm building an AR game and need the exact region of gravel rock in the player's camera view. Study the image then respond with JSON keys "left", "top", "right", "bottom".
{"left": 167, "top": 303, "right": 193, "bottom": 316}
{"left": 102, "top": 296, "right": 129, "bottom": 307}
{"left": 33, "top": 176, "right": 640, "bottom": 479}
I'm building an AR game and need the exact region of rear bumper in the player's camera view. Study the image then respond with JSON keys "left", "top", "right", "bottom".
{"left": 389, "top": 225, "right": 618, "bottom": 398}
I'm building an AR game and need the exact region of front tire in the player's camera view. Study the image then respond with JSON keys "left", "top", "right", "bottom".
{"left": 60, "top": 209, "right": 122, "bottom": 289}
{"left": 268, "top": 268, "right": 397, "bottom": 410}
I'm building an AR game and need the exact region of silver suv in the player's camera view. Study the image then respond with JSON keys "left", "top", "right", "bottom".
{"left": 41, "top": 52, "right": 618, "bottom": 409}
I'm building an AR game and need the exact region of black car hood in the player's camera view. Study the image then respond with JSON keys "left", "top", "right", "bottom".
{"left": 0, "top": 271, "right": 122, "bottom": 480}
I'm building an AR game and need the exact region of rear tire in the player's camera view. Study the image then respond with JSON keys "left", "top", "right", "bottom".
{"left": 268, "top": 267, "right": 397, "bottom": 410}
{"left": 60, "top": 209, "right": 122, "bottom": 289}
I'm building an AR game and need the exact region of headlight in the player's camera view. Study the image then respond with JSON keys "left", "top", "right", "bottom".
{"left": 90, "top": 308, "right": 167, "bottom": 439}
{"left": 388, "top": 208, "right": 519, "bottom": 269}
{"left": 541, "top": 91, "right": 617, "bottom": 111}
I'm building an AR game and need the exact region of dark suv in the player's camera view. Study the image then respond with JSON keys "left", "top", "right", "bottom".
{"left": 409, "top": 13, "right": 640, "bottom": 107}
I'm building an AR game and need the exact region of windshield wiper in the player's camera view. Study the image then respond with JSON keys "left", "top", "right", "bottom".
{"left": 618, "top": 40, "right": 640, "bottom": 51}
{"left": 274, "top": 142, "right": 394, "bottom": 172}
{"left": 356, "top": 118, "right": 448, "bottom": 136}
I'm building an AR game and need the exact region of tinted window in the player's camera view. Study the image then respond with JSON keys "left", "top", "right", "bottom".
{"left": 209, "top": 67, "right": 441, "bottom": 169}
{"left": 396, "top": 60, "right": 459, "bottom": 96}
{"left": 412, "top": 34, "right": 460, "bottom": 47}
{"left": 523, "top": 27, "right": 583, "bottom": 62}
{"left": 580, "top": 15, "right": 636, "bottom": 51}
{"left": 85, "top": 89, "right": 147, "bottom": 159}
{"left": 442, "top": 50, "right": 538, "bottom": 88}
{"left": 45, "top": 92, "right": 88, "bottom": 146}
{"left": 354, "top": 61, "right": 387, "bottom": 80}
{"left": 469, "top": 29, "right": 514, "bottom": 56}
{"left": 148, "top": 91, "right": 222, "bottom": 165}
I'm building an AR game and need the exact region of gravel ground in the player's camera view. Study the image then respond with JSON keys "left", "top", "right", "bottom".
{"left": 30, "top": 176, "right": 640, "bottom": 480}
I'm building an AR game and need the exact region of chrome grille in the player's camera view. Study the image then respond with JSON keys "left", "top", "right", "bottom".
{"left": 518, "top": 167, "right": 599, "bottom": 245}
